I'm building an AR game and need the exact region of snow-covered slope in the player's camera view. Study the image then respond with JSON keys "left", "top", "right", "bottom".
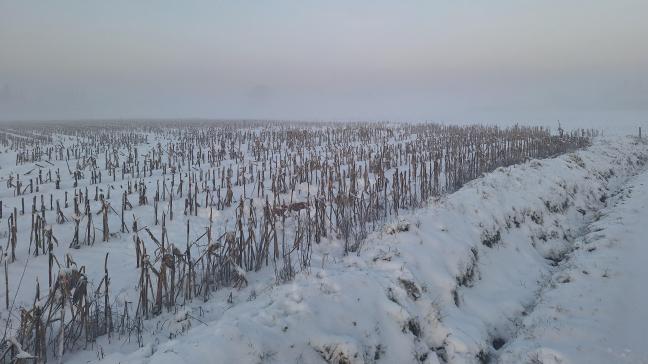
{"left": 67, "top": 137, "right": 647, "bottom": 364}
{"left": 499, "top": 166, "right": 648, "bottom": 364}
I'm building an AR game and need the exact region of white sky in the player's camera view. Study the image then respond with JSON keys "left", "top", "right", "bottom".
{"left": 1, "top": 1, "right": 647, "bottom": 130}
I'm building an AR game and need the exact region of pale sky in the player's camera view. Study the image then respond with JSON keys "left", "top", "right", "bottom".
{"left": 1, "top": 1, "right": 647, "bottom": 128}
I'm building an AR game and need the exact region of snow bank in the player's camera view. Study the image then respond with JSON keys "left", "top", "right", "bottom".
{"left": 498, "top": 165, "right": 648, "bottom": 364}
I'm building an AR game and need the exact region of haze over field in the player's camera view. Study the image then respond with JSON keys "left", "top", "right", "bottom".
{"left": 1, "top": 1, "right": 647, "bottom": 129}
{"left": 3, "top": 3, "right": 648, "bottom": 364}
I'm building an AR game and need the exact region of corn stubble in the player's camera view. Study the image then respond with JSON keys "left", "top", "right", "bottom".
{"left": 0, "top": 121, "right": 595, "bottom": 362}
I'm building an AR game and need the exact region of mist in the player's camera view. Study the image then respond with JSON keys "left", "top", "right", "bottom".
{"left": 1, "top": 1, "right": 647, "bottom": 130}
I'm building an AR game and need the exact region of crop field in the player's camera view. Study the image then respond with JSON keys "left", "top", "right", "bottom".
{"left": 3, "top": 1, "right": 647, "bottom": 362}
{"left": 0, "top": 121, "right": 598, "bottom": 362}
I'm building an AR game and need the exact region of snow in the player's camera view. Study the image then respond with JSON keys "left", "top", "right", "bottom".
{"left": 6, "top": 336, "right": 36, "bottom": 360}
{"left": 49, "top": 135, "right": 648, "bottom": 363}
{"left": 1, "top": 134, "right": 647, "bottom": 364}
{"left": 499, "top": 167, "right": 648, "bottom": 364}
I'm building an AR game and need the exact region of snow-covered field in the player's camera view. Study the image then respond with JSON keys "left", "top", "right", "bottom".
{"left": 0, "top": 124, "right": 645, "bottom": 364}
{"left": 67, "top": 136, "right": 647, "bottom": 364}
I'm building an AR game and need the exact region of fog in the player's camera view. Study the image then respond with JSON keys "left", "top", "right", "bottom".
{"left": 1, "top": 1, "right": 647, "bottom": 130}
